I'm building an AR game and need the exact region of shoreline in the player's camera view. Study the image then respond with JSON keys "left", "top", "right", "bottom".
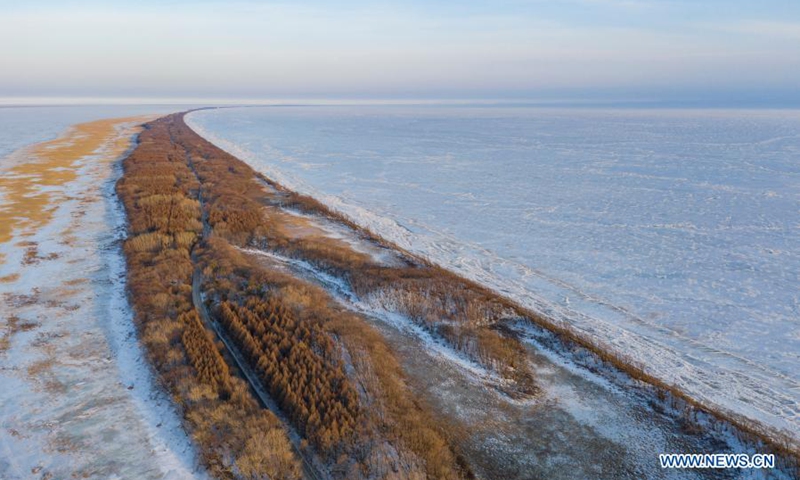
{"left": 181, "top": 108, "right": 800, "bottom": 465}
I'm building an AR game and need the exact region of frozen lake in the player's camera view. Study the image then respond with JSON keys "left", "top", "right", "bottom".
{"left": 187, "top": 105, "right": 800, "bottom": 439}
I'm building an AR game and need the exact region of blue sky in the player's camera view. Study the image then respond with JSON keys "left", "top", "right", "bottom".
{"left": 1, "top": 1, "right": 799, "bottom": 105}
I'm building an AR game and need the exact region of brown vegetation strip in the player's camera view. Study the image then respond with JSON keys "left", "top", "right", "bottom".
{"left": 117, "top": 115, "right": 303, "bottom": 479}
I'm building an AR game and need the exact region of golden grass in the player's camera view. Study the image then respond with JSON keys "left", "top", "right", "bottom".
{"left": 0, "top": 273, "right": 20, "bottom": 283}
{"left": 117, "top": 115, "right": 304, "bottom": 479}
{"left": 0, "top": 115, "right": 155, "bottom": 254}
{"left": 27, "top": 358, "right": 55, "bottom": 377}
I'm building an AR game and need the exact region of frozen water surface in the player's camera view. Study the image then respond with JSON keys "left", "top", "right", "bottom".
{"left": 188, "top": 106, "right": 800, "bottom": 440}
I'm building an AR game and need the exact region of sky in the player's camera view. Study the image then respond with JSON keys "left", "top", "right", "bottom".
{"left": 1, "top": 0, "right": 799, "bottom": 106}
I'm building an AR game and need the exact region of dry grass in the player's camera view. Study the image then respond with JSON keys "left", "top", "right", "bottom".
{"left": 200, "top": 238, "right": 468, "bottom": 479}
{"left": 0, "top": 116, "right": 153, "bottom": 250}
{"left": 0, "top": 273, "right": 21, "bottom": 283}
{"left": 27, "top": 358, "right": 55, "bottom": 377}
{"left": 117, "top": 115, "right": 303, "bottom": 480}
{"left": 1, "top": 315, "right": 39, "bottom": 353}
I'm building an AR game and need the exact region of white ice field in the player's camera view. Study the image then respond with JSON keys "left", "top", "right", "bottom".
{"left": 187, "top": 105, "right": 800, "bottom": 441}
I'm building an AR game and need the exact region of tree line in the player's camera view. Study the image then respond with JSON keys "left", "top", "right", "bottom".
{"left": 219, "top": 297, "right": 359, "bottom": 454}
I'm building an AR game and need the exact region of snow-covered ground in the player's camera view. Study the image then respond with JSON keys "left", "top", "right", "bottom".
{"left": 0, "top": 113, "right": 204, "bottom": 479}
{"left": 187, "top": 106, "right": 800, "bottom": 442}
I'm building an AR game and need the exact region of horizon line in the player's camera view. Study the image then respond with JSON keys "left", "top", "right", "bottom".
{"left": 2, "top": 96, "right": 800, "bottom": 110}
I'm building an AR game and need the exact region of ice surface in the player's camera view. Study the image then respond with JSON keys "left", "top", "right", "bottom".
{"left": 187, "top": 106, "right": 800, "bottom": 440}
